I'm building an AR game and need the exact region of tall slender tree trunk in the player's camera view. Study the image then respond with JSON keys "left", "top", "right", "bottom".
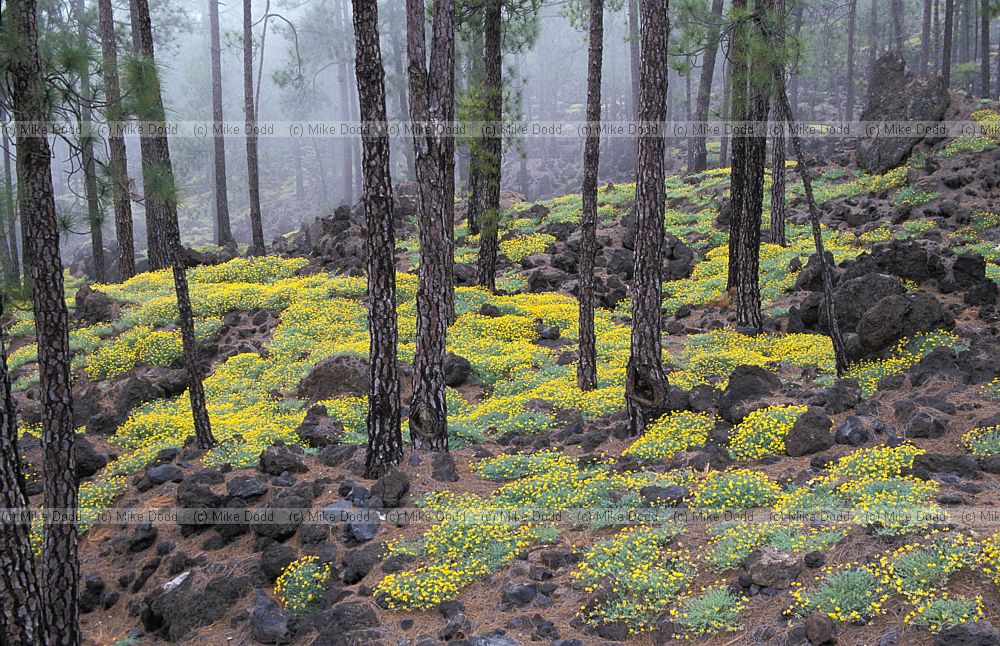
{"left": 579, "top": 0, "right": 603, "bottom": 392}
{"left": 294, "top": 141, "right": 305, "bottom": 202}
{"left": 244, "top": 0, "right": 265, "bottom": 254}
{"left": 944, "top": 0, "right": 955, "bottom": 85}
{"left": 391, "top": 1, "right": 414, "bottom": 181}
{"left": 353, "top": 0, "right": 403, "bottom": 478}
{"left": 340, "top": 0, "right": 357, "bottom": 206}
{"left": 728, "top": 0, "right": 773, "bottom": 331}
{"left": 209, "top": 0, "right": 234, "bottom": 248}
{"left": 981, "top": 0, "right": 991, "bottom": 95}
{"left": 770, "top": 0, "right": 788, "bottom": 247}
{"left": 692, "top": 0, "right": 724, "bottom": 173}
{"left": 75, "top": 0, "right": 106, "bottom": 283}
{"left": 788, "top": 1, "right": 804, "bottom": 120}
{"left": 131, "top": 0, "right": 216, "bottom": 450}
{"left": 719, "top": 62, "right": 731, "bottom": 166}
{"left": 465, "top": 26, "right": 484, "bottom": 236}
{"left": 961, "top": 0, "right": 971, "bottom": 63}
{"left": 406, "top": 0, "right": 454, "bottom": 451}
{"left": 868, "top": 0, "right": 879, "bottom": 79}
{"left": 0, "top": 110, "right": 19, "bottom": 286}
{"left": 476, "top": 0, "right": 503, "bottom": 292}
{"left": 626, "top": 0, "right": 670, "bottom": 437}
{"left": 628, "top": 0, "right": 641, "bottom": 125}
{"left": 313, "top": 139, "right": 329, "bottom": 204}
{"left": 892, "top": 0, "right": 905, "bottom": 53}
{"left": 129, "top": 1, "right": 170, "bottom": 269}
{"left": 934, "top": 0, "right": 941, "bottom": 74}
{"left": 921, "top": 0, "right": 934, "bottom": 75}
{"left": 98, "top": 0, "right": 135, "bottom": 280}
{"left": 0, "top": 297, "right": 42, "bottom": 645}
{"left": 846, "top": 0, "right": 858, "bottom": 121}
{"left": 9, "top": 1, "right": 79, "bottom": 642}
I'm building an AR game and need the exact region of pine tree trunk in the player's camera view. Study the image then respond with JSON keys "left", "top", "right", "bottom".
{"left": 132, "top": 0, "right": 216, "bottom": 450}
{"left": 244, "top": 0, "right": 266, "bottom": 254}
{"left": 921, "top": 0, "right": 934, "bottom": 75}
{"left": 0, "top": 297, "right": 43, "bottom": 646}
{"left": 961, "top": 0, "right": 972, "bottom": 64}
{"left": 294, "top": 141, "right": 305, "bottom": 202}
{"left": 391, "top": 1, "right": 415, "bottom": 181}
{"left": 353, "top": 0, "right": 403, "bottom": 478}
{"left": 981, "top": 0, "right": 991, "bottom": 95}
{"left": 1, "top": 110, "right": 20, "bottom": 286}
{"left": 9, "top": 2, "right": 80, "bottom": 642}
{"left": 868, "top": 0, "right": 879, "bottom": 79}
{"left": 944, "top": 0, "right": 955, "bottom": 85}
{"left": 75, "top": 0, "right": 106, "bottom": 283}
{"left": 626, "top": 0, "right": 670, "bottom": 437}
{"left": 893, "top": 0, "right": 905, "bottom": 53}
{"left": 340, "top": 0, "right": 356, "bottom": 206}
{"left": 98, "top": 0, "right": 135, "bottom": 280}
{"left": 719, "top": 62, "right": 730, "bottom": 166}
{"left": 692, "top": 0, "right": 724, "bottom": 173}
{"left": 846, "top": 0, "right": 857, "bottom": 121}
{"left": 578, "top": 0, "right": 603, "bottom": 392}
{"left": 729, "top": 0, "right": 773, "bottom": 331}
{"left": 406, "top": 0, "right": 454, "bottom": 451}
{"left": 934, "top": 0, "right": 941, "bottom": 74}
{"left": 467, "top": 162, "right": 483, "bottom": 234}
{"left": 129, "top": 0, "right": 171, "bottom": 270}
{"left": 628, "top": 0, "right": 641, "bottom": 124}
{"left": 768, "top": 69, "right": 850, "bottom": 375}
{"left": 209, "top": 0, "right": 234, "bottom": 248}
{"left": 476, "top": 0, "right": 503, "bottom": 293}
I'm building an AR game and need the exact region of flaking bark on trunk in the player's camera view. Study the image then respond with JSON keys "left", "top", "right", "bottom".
{"left": 981, "top": 0, "right": 990, "bottom": 96}
{"left": 244, "top": 0, "right": 266, "bottom": 254}
{"left": 846, "top": 0, "right": 857, "bottom": 121}
{"left": 944, "top": 0, "right": 955, "bottom": 85}
{"left": 132, "top": 0, "right": 216, "bottom": 450}
{"left": 352, "top": 0, "right": 403, "bottom": 478}
{"left": 476, "top": 0, "right": 503, "bottom": 292}
{"left": 579, "top": 0, "right": 604, "bottom": 392}
{"left": 770, "top": 0, "right": 788, "bottom": 247}
{"left": 728, "top": 0, "right": 773, "bottom": 331}
{"left": 921, "top": 0, "right": 934, "bottom": 75}
{"left": 626, "top": 0, "right": 671, "bottom": 437}
{"left": 406, "top": 0, "right": 455, "bottom": 451}
{"left": 0, "top": 296, "right": 43, "bottom": 645}
{"left": 209, "top": 0, "right": 234, "bottom": 248}
{"left": 9, "top": 1, "right": 80, "bottom": 642}
{"left": 98, "top": 0, "right": 135, "bottom": 280}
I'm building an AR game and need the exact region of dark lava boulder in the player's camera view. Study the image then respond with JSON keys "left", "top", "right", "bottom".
{"left": 297, "top": 355, "right": 368, "bottom": 401}
{"left": 718, "top": 365, "right": 781, "bottom": 423}
{"left": 856, "top": 292, "right": 954, "bottom": 358}
{"left": 141, "top": 572, "right": 251, "bottom": 641}
{"left": 857, "top": 53, "right": 950, "bottom": 174}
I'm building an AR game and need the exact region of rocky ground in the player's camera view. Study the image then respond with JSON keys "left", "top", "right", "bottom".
{"left": 8, "top": 74, "right": 1000, "bottom": 646}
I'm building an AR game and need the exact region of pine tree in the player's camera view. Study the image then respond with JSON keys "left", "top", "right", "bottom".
{"left": 691, "top": 0, "right": 725, "bottom": 173}
{"left": 727, "top": 0, "right": 774, "bottom": 331}
{"left": 8, "top": 0, "right": 81, "bottom": 641}
{"left": 0, "top": 299, "right": 42, "bottom": 646}
{"left": 209, "top": 0, "right": 234, "bottom": 248}
{"left": 475, "top": 0, "right": 503, "bottom": 292}
{"left": 130, "top": 0, "right": 216, "bottom": 449}
{"left": 244, "top": 0, "right": 266, "bottom": 255}
{"left": 944, "top": 0, "right": 955, "bottom": 85}
{"left": 353, "top": 0, "right": 404, "bottom": 478}
{"left": 407, "top": 0, "right": 455, "bottom": 451}
{"left": 97, "top": 0, "right": 135, "bottom": 280}
{"left": 626, "top": 0, "right": 670, "bottom": 436}
{"left": 74, "top": 0, "right": 107, "bottom": 283}
{"left": 578, "top": 0, "right": 603, "bottom": 392}
{"left": 769, "top": 0, "right": 788, "bottom": 247}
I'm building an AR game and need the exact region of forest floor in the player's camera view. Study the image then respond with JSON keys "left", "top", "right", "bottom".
{"left": 8, "top": 102, "right": 1000, "bottom": 646}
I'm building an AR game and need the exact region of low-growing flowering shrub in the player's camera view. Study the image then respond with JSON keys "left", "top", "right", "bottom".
{"left": 846, "top": 331, "right": 960, "bottom": 396}
{"left": 690, "top": 469, "right": 782, "bottom": 511}
{"left": 962, "top": 425, "right": 1000, "bottom": 456}
{"left": 978, "top": 533, "right": 1000, "bottom": 584}
{"left": 727, "top": 404, "right": 807, "bottom": 460}
{"left": 704, "top": 521, "right": 845, "bottom": 570}
{"left": 876, "top": 531, "right": 978, "bottom": 600}
{"left": 669, "top": 584, "right": 745, "bottom": 638}
{"left": 624, "top": 410, "right": 714, "bottom": 461}
{"left": 498, "top": 233, "right": 556, "bottom": 262}
{"left": 904, "top": 595, "right": 984, "bottom": 633}
{"left": 275, "top": 556, "right": 331, "bottom": 614}
{"left": 788, "top": 564, "right": 887, "bottom": 624}
{"left": 573, "top": 525, "right": 692, "bottom": 632}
